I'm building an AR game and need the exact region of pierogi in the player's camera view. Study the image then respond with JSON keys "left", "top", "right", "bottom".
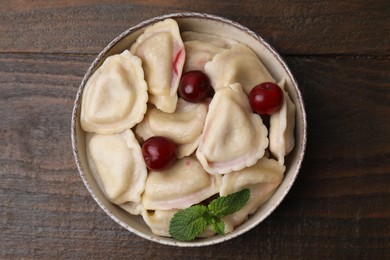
{"left": 196, "top": 83, "right": 268, "bottom": 174}
{"left": 80, "top": 18, "right": 296, "bottom": 240}
{"left": 130, "top": 19, "right": 185, "bottom": 113}
{"left": 135, "top": 98, "right": 208, "bottom": 158}
{"left": 81, "top": 50, "right": 148, "bottom": 134}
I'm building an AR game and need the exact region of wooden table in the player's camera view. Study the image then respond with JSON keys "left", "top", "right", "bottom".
{"left": 1, "top": 1, "right": 389, "bottom": 259}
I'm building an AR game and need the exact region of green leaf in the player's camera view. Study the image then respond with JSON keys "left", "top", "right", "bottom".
{"left": 212, "top": 218, "right": 225, "bottom": 235}
{"left": 169, "top": 205, "right": 208, "bottom": 241}
{"left": 208, "top": 188, "right": 250, "bottom": 218}
{"left": 168, "top": 188, "right": 251, "bottom": 241}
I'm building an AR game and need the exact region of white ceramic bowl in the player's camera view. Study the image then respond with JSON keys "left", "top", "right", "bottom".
{"left": 71, "top": 12, "right": 307, "bottom": 247}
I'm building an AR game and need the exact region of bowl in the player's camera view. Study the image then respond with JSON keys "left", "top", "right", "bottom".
{"left": 71, "top": 12, "right": 307, "bottom": 247}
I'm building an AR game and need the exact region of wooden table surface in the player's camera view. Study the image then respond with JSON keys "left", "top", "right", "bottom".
{"left": 1, "top": 1, "right": 389, "bottom": 259}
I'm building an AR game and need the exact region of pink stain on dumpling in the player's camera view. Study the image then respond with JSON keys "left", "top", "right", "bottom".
{"left": 173, "top": 48, "right": 183, "bottom": 75}
{"left": 171, "top": 45, "right": 185, "bottom": 95}
{"left": 185, "top": 158, "right": 191, "bottom": 167}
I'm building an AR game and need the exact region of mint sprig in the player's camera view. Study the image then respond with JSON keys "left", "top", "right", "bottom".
{"left": 168, "top": 205, "right": 208, "bottom": 241}
{"left": 169, "top": 188, "right": 250, "bottom": 241}
{"left": 208, "top": 188, "right": 250, "bottom": 218}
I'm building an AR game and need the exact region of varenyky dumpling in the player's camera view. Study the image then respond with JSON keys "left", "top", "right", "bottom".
{"left": 81, "top": 50, "right": 148, "bottom": 134}
{"left": 142, "top": 156, "right": 221, "bottom": 210}
{"left": 135, "top": 98, "right": 208, "bottom": 158}
{"left": 182, "top": 31, "right": 238, "bottom": 72}
{"left": 204, "top": 43, "right": 275, "bottom": 94}
{"left": 142, "top": 209, "right": 216, "bottom": 238}
{"left": 196, "top": 83, "right": 269, "bottom": 174}
{"left": 269, "top": 79, "right": 296, "bottom": 166}
{"left": 130, "top": 19, "right": 185, "bottom": 113}
{"left": 183, "top": 41, "right": 227, "bottom": 72}
{"left": 181, "top": 31, "right": 238, "bottom": 48}
{"left": 220, "top": 157, "right": 285, "bottom": 233}
{"left": 142, "top": 209, "right": 178, "bottom": 237}
{"left": 86, "top": 129, "right": 147, "bottom": 215}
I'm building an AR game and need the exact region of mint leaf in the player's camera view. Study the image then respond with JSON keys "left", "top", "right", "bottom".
{"left": 212, "top": 218, "right": 225, "bottom": 235}
{"left": 208, "top": 188, "right": 250, "bottom": 218}
{"left": 169, "top": 205, "right": 208, "bottom": 241}
{"left": 168, "top": 188, "right": 250, "bottom": 241}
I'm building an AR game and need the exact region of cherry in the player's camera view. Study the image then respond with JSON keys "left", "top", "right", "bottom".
{"left": 178, "top": 70, "right": 212, "bottom": 102}
{"left": 249, "top": 82, "right": 284, "bottom": 115}
{"left": 142, "top": 136, "right": 177, "bottom": 171}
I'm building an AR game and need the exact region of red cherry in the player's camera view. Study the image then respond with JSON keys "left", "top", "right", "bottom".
{"left": 142, "top": 136, "right": 176, "bottom": 171}
{"left": 249, "top": 82, "right": 284, "bottom": 115}
{"left": 178, "top": 70, "right": 212, "bottom": 102}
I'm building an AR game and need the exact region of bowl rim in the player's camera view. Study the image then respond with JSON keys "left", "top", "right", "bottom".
{"left": 71, "top": 12, "right": 307, "bottom": 247}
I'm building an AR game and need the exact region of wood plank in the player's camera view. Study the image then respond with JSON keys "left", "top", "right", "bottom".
{"left": 0, "top": 53, "right": 389, "bottom": 258}
{"left": 1, "top": 0, "right": 389, "bottom": 55}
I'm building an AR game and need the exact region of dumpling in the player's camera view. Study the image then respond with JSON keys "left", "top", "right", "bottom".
{"left": 142, "top": 209, "right": 216, "bottom": 237}
{"left": 183, "top": 41, "right": 227, "bottom": 72}
{"left": 269, "top": 79, "right": 296, "bottom": 165}
{"left": 204, "top": 43, "right": 275, "bottom": 94}
{"left": 182, "top": 31, "right": 238, "bottom": 72}
{"left": 81, "top": 50, "right": 148, "bottom": 134}
{"left": 142, "top": 156, "right": 221, "bottom": 210}
{"left": 220, "top": 157, "right": 285, "bottom": 233}
{"left": 142, "top": 209, "right": 178, "bottom": 237}
{"left": 130, "top": 19, "right": 185, "bottom": 113}
{"left": 181, "top": 31, "right": 238, "bottom": 48}
{"left": 196, "top": 83, "right": 268, "bottom": 174}
{"left": 86, "top": 129, "right": 147, "bottom": 215}
{"left": 135, "top": 98, "right": 208, "bottom": 158}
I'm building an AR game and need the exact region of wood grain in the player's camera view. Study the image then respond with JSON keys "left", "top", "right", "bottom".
{"left": 1, "top": 52, "right": 389, "bottom": 259}
{"left": 1, "top": 0, "right": 389, "bottom": 55}
{"left": 1, "top": 0, "right": 389, "bottom": 258}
